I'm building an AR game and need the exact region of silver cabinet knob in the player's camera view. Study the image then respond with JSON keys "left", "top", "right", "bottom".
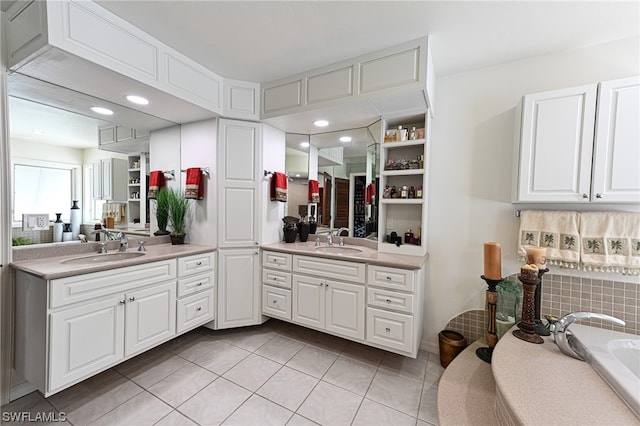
{"left": 582, "top": 193, "right": 589, "bottom": 198}
{"left": 596, "top": 193, "right": 602, "bottom": 198}
{"left": 129, "top": 296, "right": 135, "bottom": 302}
{"left": 119, "top": 299, "right": 126, "bottom": 305}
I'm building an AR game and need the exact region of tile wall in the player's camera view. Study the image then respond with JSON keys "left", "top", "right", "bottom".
{"left": 12, "top": 225, "right": 96, "bottom": 245}
{"left": 445, "top": 273, "right": 640, "bottom": 343}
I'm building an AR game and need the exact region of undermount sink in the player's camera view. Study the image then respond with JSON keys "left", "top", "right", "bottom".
{"left": 314, "top": 246, "right": 363, "bottom": 254}
{"left": 61, "top": 252, "right": 146, "bottom": 265}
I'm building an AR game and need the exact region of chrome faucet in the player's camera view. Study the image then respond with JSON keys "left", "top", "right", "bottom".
{"left": 325, "top": 231, "right": 334, "bottom": 246}
{"left": 117, "top": 232, "right": 128, "bottom": 252}
{"left": 550, "top": 312, "right": 625, "bottom": 360}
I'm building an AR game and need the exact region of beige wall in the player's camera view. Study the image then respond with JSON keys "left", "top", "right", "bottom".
{"left": 422, "top": 36, "right": 640, "bottom": 352}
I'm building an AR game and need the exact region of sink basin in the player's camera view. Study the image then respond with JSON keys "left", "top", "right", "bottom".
{"left": 61, "top": 252, "right": 145, "bottom": 265}
{"left": 314, "top": 246, "right": 363, "bottom": 254}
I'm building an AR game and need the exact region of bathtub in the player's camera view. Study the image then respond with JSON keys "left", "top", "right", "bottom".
{"left": 571, "top": 324, "right": 640, "bottom": 419}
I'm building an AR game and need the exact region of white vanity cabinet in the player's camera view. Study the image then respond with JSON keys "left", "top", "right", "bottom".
{"left": 513, "top": 76, "right": 640, "bottom": 203}
{"left": 292, "top": 255, "right": 366, "bottom": 341}
{"left": 15, "top": 259, "right": 178, "bottom": 396}
{"left": 214, "top": 119, "right": 284, "bottom": 330}
{"left": 216, "top": 248, "right": 261, "bottom": 329}
{"left": 176, "top": 252, "right": 216, "bottom": 333}
{"left": 366, "top": 264, "right": 424, "bottom": 357}
{"left": 93, "top": 157, "right": 128, "bottom": 201}
{"left": 262, "top": 251, "right": 293, "bottom": 320}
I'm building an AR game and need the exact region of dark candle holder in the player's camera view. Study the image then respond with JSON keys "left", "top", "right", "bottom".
{"left": 476, "top": 275, "right": 503, "bottom": 364}
{"left": 513, "top": 268, "right": 548, "bottom": 344}
{"left": 534, "top": 268, "right": 550, "bottom": 336}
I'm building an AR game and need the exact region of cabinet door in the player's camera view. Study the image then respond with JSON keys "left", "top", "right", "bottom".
{"left": 217, "top": 248, "right": 261, "bottom": 329}
{"left": 125, "top": 281, "right": 176, "bottom": 357}
{"left": 325, "top": 280, "right": 365, "bottom": 340}
{"left": 49, "top": 295, "right": 125, "bottom": 393}
{"left": 92, "top": 160, "right": 103, "bottom": 200}
{"left": 516, "top": 84, "right": 597, "bottom": 202}
{"left": 592, "top": 76, "right": 640, "bottom": 203}
{"left": 217, "top": 119, "right": 261, "bottom": 247}
{"left": 101, "top": 159, "right": 114, "bottom": 200}
{"left": 292, "top": 274, "right": 325, "bottom": 329}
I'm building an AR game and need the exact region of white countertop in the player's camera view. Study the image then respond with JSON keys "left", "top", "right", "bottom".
{"left": 11, "top": 243, "right": 216, "bottom": 280}
{"left": 261, "top": 239, "right": 427, "bottom": 269}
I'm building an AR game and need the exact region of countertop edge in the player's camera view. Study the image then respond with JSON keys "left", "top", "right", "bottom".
{"left": 261, "top": 241, "right": 427, "bottom": 269}
{"left": 11, "top": 244, "right": 217, "bottom": 280}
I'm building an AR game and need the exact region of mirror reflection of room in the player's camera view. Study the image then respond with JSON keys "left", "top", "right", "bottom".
{"left": 8, "top": 76, "right": 175, "bottom": 246}
{"left": 284, "top": 121, "right": 380, "bottom": 238}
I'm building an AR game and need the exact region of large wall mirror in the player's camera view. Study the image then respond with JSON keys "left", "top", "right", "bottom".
{"left": 285, "top": 120, "right": 380, "bottom": 238}
{"left": 8, "top": 73, "right": 177, "bottom": 245}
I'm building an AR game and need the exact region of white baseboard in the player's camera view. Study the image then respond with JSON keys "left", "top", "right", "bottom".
{"left": 10, "top": 381, "right": 37, "bottom": 402}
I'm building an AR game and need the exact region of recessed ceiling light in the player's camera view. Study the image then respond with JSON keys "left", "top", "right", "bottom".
{"left": 313, "top": 120, "right": 329, "bottom": 127}
{"left": 339, "top": 136, "right": 352, "bottom": 143}
{"left": 300, "top": 142, "right": 310, "bottom": 148}
{"left": 90, "top": 106, "right": 114, "bottom": 115}
{"left": 126, "top": 95, "right": 149, "bottom": 105}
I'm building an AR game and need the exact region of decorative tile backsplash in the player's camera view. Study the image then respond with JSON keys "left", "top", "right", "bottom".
{"left": 445, "top": 273, "right": 639, "bottom": 343}
{"left": 12, "top": 225, "right": 96, "bottom": 245}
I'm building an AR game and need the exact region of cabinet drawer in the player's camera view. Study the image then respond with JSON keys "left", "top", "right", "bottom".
{"left": 367, "top": 287, "right": 415, "bottom": 314}
{"left": 50, "top": 260, "right": 176, "bottom": 309}
{"left": 176, "top": 290, "right": 215, "bottom": 333}
{"left": 262, "top": 269, "right": 292, "bottom": 289}
{"left": 367, "top": 265, "right": 415, "bottom": 292}
{"left": 293, "top": 255, "right": 365, "bottom": 284}
{"left": 263, "top": 251, "right": 292, "bottom": 271}
{"left": 366, "top": 308, "right": 414, "bottom": 353}
{"left": 177, "top": 272, "right": 215, "bottom": 298}
{"left": 178, "top": 252, "right": 216, "bottom": 276}
{"left": 262, "top": 285, "right": 291, "bottom": 320}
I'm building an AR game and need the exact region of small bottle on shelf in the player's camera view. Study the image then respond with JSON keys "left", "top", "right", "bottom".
{"left": 401, "top": 185, "right": 408, "bottom": 198}
{"left": 416, "top": 185, "right": 423, "bottom": 198}
{"left": 404, "top": 229, "right": 414, "bottom": 244}
{"left": 408, "top": 186, "right": 415, "bottom": 198}
{"left": 396, "top": 126, "right": 403, "bottom": 141}
{"left": 409, "top": 127, "right": 417, "bottom": 140}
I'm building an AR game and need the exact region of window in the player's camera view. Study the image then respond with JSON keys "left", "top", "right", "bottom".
{"left": 13, "top": 164, "right": 73, "bottom": 222}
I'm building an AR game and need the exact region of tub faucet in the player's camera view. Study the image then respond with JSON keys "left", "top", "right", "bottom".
{"left": 551, "top": 311, "right": 625, "bottom": 360}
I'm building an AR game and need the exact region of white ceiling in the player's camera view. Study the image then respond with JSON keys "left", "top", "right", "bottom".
{"left": 95, "top": 1, "right": 639, "bottom": 81}
{"left": 6, "top": 1, "right": 639, "bottom": 150}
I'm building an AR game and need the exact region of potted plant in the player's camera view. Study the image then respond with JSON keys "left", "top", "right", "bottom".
{"left": 167, "top": 188, "right": 190, "bottom": 245}
{"left": 153, "top": 188, "right": 171, "bottom": 236}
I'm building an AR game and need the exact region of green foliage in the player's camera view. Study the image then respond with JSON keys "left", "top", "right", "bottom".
{"left": 12, "top": 237, "right": 32, "bottom": 246}
{"left": 155, "top": 188, "right": 170, "bottom": 231}
{"left": 167, "top": 188, "right": 190, "bottom": 235}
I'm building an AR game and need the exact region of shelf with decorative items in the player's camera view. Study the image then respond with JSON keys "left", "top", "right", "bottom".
{"left": 127, "top": 153, "right": 148, "bottom": 229}
{"left": 378, "top": 112, "right": 430, "bottom": 256}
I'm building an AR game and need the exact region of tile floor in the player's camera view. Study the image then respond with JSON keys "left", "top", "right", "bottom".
{"left": 2, "top": 320, "right": 442, "bottom": 426}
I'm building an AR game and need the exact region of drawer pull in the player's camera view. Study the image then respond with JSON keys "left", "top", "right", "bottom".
{"left": 272, "top": 300, "right": 277, "bottom": 304}
{"left": 196, "top": 307, "right": 202, "bottom": 311}
{"left": 196, "top": 261, "right": 202, "bottom": 266}
{"left": 119, "top": 299, "right": 126, "bottom": 305}
{"left": 197, "top": 282, "right": 203, "bottom": 286}
{"left": 385, "top": 276, "right": 392, "bottom": 280}
{"left": 385, "top": 327, "right": 391, "bottom": 332}
{"left": 386, "top": 299, "right": 392, "bottom": 303}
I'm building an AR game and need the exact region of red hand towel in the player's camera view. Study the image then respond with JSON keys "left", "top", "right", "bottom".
{"left": 185, "top": 168, "right": 204, "bottom": 200}
{"left": 308, "top": 180, "right": 320, "bottom": 203}
{"left": 148, "top": 170, "right": 166, "bottom": 199}
{"left": 270, "top": 172, "right": 288, "bottom": 202}
{"left": 368, "top": 183, "right": 375, "bottom": 204}
{"left": 365, "top": 184, "right": 371, "bottom": 204}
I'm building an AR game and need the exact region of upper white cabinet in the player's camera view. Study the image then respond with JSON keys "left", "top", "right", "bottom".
{"left": 93, "top": 158, "right": 128, "bottom": 201}
{"left": 592, "top": 76, "right": 640, "bottom": 203}
{"left": 513, "top": 76, "right": 640, "bottom": 203}
{"left": 261, "top": 37, "right": 435, "bottom": 120}
{"left": 6, "top": 0, "right": 260, "bottom": 122}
